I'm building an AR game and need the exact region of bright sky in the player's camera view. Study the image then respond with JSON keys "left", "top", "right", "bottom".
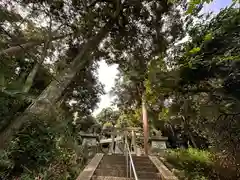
{"left": 93, "top": 0, "right": 232, "bottom": 116}
{"left": 202, "top": 0, "right": 232, "bottom": 13}
{"left": 93, "top": 60, "right": 118, "bottom": 116}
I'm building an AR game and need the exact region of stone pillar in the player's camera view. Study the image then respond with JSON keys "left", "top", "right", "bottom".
{"left": 80, "top": 133, "right": 99, "bottom": 158}
{"left": 124, "top": 131, "right": 128, "bottom": 155}
{"left": 131, "top": 130, "right": 137, "bottom": 154}
{"left": 82, "top": 135, "right": 98, "bottom": 147}
{"left": 110, "top": 133, "right": 115, "bottom": 154}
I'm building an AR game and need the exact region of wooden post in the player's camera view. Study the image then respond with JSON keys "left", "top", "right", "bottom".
{"left": 142, "top": 97, "right": 149, "bottom": 155}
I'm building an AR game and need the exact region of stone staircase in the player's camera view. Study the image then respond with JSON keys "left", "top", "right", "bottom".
{"left": 91, "top": 154, "right": 161, "bottom": 180}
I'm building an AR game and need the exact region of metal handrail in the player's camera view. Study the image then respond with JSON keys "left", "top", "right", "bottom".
{"left": 125, "top": 139, "right": 139, "bottom": 180}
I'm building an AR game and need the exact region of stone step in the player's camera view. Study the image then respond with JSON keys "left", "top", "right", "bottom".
{"left": 99, "top": 160, "right": 155, "bottom": 165}
{"left": 100, "top": 157, "right": 154, "bottom": 163}
{"left": 94, "top": 155, "right": 161, "bottom": 180}
{"left": 102, "top": 155, "right": 149, "bottom": 159}
{"left": 99, "top": 159, "right": 125, "bottom": 163}
{"left": 97, "top": 164, "right": 158, "bottom": 173}
{"left": 132, "top": 155, "right": 150, "bottom": 159}
{"left": 94, "top": 169, "right": 161, "bottom": 179}
{"left": 98, "top": 162, "right": 157, "bottom": 170}
{"left": 91, "top": 176, "right": 132, "bottom": 180}
{"left": 101, "top": 155, "right": 153, "bottom": 163}
{"left": 94, "top": 169, "right": 127, "bottom": 177}
{"left": 99, "top": 159, "right": 126, "bottom": 164}
{"left": 102, "top": 155, "right": 150, "bottom": 160}
{"left": 91, "top": 176, "right": 160, "bottom": 180}
{"left": 133, "top": 172, "right": 161, "bottom": 179}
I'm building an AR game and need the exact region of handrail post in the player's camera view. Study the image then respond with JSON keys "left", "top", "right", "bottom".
{"left": 125, "top": 137, "right": 139, "bottom": 180}
{"left": 125, "top": 131, "right": 129, "bottom": 177}
{"left": 127, "top": 152, "right": 129, "bottom": 177}
{"left": 130, "top": 159, "right": 132, "bottom": 178}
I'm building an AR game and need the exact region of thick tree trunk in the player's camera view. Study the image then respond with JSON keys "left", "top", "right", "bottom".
{"left": 0, "top": 21, "right": 113, "bottom": 149}
{"left": 0, "top": 34, "right": 69, "bottom": 56}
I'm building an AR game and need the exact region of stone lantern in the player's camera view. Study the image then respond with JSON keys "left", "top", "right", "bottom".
{"left": 150, "top": 131, "right": 168, "bottom": 154}
{"left": 80, "top": 133, "right": 99, "bottom": 158}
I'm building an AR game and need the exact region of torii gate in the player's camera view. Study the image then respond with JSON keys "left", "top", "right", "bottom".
{"left": 108, "top": 127, "right": 142, "bottom": 155}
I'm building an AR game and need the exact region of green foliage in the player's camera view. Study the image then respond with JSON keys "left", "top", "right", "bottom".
{"left": 203, "top": 33, "right": 213, "bottom": 41}
{"left": 96, "top": 107, "right": 120, "bottom": 126}
{"left": 165, "top": 148, "right": 216, "bottom": 179}
{"left": 0, "top": 93, "right": 29, "bottom": 133}
{"left": 189, "top": 47, "right": 201, "bottom": 54}
{"left": 102, "top": 121, "right": 113, "bottom": 130}
{"left": 187, "top": 0, "right": 212, "bottom": 14}
{"left": 9, "top": 121, "right": 59, "bottom": 170}
{"left": 116, "top": 108, "right": 142, "bottom": 128}
{"left": 165, "top": 148, "right": 239, "bottom": 179}
{"left": 0, "top": 150, "right": 14, "bottom": 178}
{"left": 186, "top": 0, "right": 238, "bottom": 14}
{"left": 176, "top": 6, "right": 240, "bottom": 150}
{"left": 0, "top": 115, "right": 85, "bottom": 180}
{"left": 0, "top": 0, "right": 239, "bottom": 179}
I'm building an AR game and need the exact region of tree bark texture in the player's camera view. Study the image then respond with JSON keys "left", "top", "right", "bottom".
{"left": 0, "top": 34, "right": 69, "bottom": 56}
{"left": 0, "top": 21, "right": 113, "bottom": 149}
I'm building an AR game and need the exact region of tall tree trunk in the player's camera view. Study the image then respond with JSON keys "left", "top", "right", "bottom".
{"left": 182, "top": 99, "right": 198, "bottom": 148}
{"left": 0, "top": 21, "right": 113, "bottom": 149}
{"left": 187, "top": 129, "right": 197, "bottom": 148}
{"left": 182, "top": 115, "right": 197, "bottom": 148}
{"left": 22, "top": 38, "right": 51, "bottom": 93}
{"left": 0, "top": 34, "right": 69, "bottom": 56}
{"left": 22, "top": 62, "right": 41, "bottom": 93}
{"left": 19, "top": 17, "right": 53, "bottom": 94}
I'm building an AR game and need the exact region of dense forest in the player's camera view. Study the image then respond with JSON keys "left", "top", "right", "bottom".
{"left": 0, "top": 0, "right": 239, "bottom": 179}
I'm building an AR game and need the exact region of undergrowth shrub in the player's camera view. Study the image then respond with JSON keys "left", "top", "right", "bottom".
{"left": 0, "top": 94, "right": 29, "bottom": 132}
{"left": 165, "top": 148, "right": 239, "bottom": 180}
{"left": 213, "top": 152, "right": 239, "bottom": 180}
{"left": 165, "top": 148, "right": 217, "bottom": 180}
{"left": 0, "top": 150, "right": 14, "bottom": 178}
{"left": 0, "top": 111, "right": 87, "bottom": 180}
